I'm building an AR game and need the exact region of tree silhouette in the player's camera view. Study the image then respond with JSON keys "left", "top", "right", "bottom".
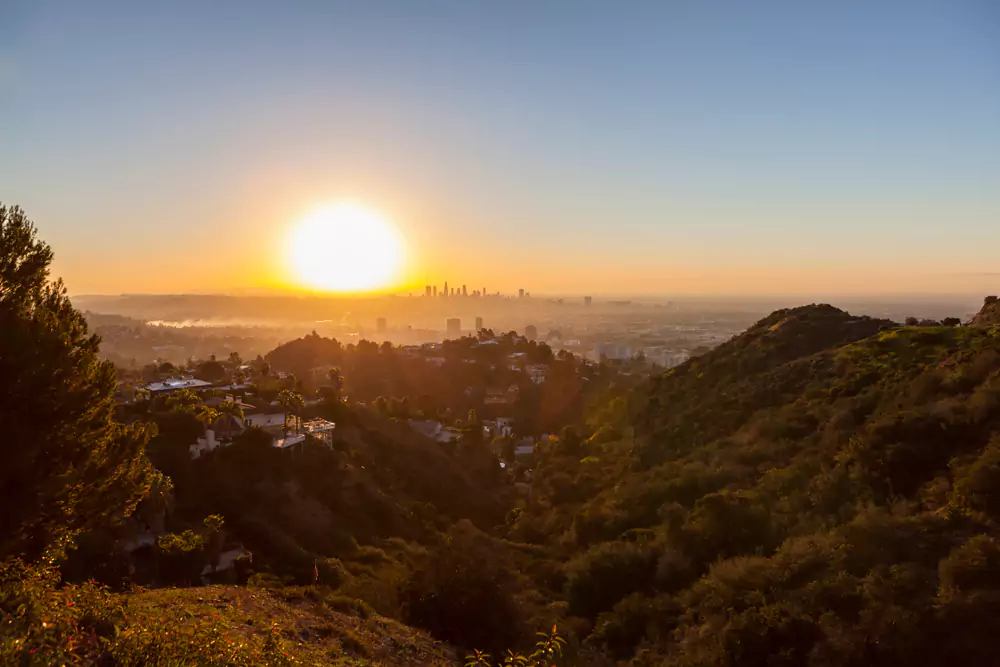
{"left": 278, "top": 389, "right": 305, "bottom": 435}
{"left": 0, "top": 204, "right": 155, "bottom": 561}
{"left": 216, "top": 399, "right": 244, "bottom": 441}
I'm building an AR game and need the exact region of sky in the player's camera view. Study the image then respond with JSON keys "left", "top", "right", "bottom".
{"left": 2, "top": 1, "right": 999, "bottom": 296}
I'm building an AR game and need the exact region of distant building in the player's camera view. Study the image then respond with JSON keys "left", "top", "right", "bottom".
{"left": 462, "top": 284, "right": 467, "bottom": 297}
{"left": 525, "top": 325, "right": 538, "bottom": 341}
{"left": 443, "top": 281, "right": 449, "bottom": 298}
{"left": 425, "top": 285, "right": 432, "bottom": 297}
{"left": 376, "top": 317, "right": 387, "bottom": 333}
{"left": 475, "top": 316, "right": 484, "bottom": 331}
{"left": 584, "top": 296, "right": 592, "bottom": 307}
{"left": 526, "top": 364, "right": 548, "bottom": 384}
{"left": 518, "top": 288, "right": 525, "bottom": 299}
{"left": 593, "top": 342, "right": 632, "bottom": 360}
{"left": 484, "top": 388, "right": 511, "bottom": 405}
{"left": 447, "top": 318, "right": 461, "bottom": 337}
{"left": 145, "top": 377, "right": 214, "bottom": 393}
{"left": 408, "top": 419, "right": 461, "bottom": 443}
{"left": 433, "top": 285, "right": 438, "bottom": 297}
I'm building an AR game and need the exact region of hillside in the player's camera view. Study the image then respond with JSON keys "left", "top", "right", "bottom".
{"left": 510, "top": 304, "right": 1000, "bottom": 665}
{"left": 1, "top": 560, "right": 459, "bottom": 666}
{"left": 150, "top": 403, "right": 512, "bottom": 588}
{"left": 969, "top": 295, "right": 1000, "bottom": 327}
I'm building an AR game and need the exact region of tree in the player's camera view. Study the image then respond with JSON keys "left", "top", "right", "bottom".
{"left": 197, "top": 359, "right": 227, "bottom": 383}
{"left": 192, "top": 405, "right": 219, "bottom": 434}
{"left": 278, "top": 389, "right": 304, "bottom": 435}
{"left": 216, "top": 399, "right": 244, "bottom": 441}
{"left": 323, "top": 367, "right": 344, "bottom": 403}
{"left": 0, "top": 204, "right": 155, "bottom": 561}
{"left": 166, "top": 388, "right": 200, "bottom": 412}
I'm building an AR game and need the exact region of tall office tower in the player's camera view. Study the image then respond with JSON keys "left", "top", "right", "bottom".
{"left": 446, "top": 318, "right": 461, "bottom": 337}
{"left": 425, "top": 285, "right": 432, "bottom": 297}
{"left": 475, "top": 316, "right": 483, "bottom": 331}
{"left": 518, "top": 288, "right": 525, "bottom": 298}
{"left": 376, "top": 317, "right": 387, "bottom": 333}
{"left": 433, "top": 286, "right": 438, "bottom": 297}
{"left": 584, "top": 295, "right": 592, "bottom": 306}
{"left": 462, "top": 284, "right": 467, "bottom": 297}
{"left": 443, "top": 281, "right": 449, "bottom": 298}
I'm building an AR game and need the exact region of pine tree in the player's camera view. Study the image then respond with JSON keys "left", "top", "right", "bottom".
{"left": 0, "top": 204, "right": 155, "bottom": 562}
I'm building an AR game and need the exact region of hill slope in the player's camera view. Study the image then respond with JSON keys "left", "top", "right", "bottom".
{"left": 511, "top": 305, "right": 1000, "bottom": 665}
{"left": 2, "top": 560, "right": 459, "bottom": 666}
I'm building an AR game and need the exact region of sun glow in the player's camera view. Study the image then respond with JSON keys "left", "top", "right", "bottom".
{"left": 288, "top": 203, "right": 404, "bottom": 292}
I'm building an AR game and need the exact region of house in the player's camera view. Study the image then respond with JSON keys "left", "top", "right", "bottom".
{"left": 484, "top": 388, "right": 511, "bottom": 405}
{"left": 145, "top": 377, "right": 214, "bottom": 393}
{"left": 408, "top": 419, "right": 461, "bottom": 443}
{"left": 488, "top": 417, "right": 514, "bottom": 437}
{"left": 526, "top": 364, "right": 548, "bottom": 384}
{"left": 273, "top": 418, "right": 336, "bottom": 451}
{"left": 215, "top": 383, "right": 252, "bottom": 392}
{"left": 189, "top": 429, "right": 222, "bottom": 458}
{"left": 514, "top": 442, "right": 535, "bottom": 457}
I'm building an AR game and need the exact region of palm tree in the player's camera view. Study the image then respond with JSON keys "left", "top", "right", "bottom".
{"left": 325, "top": 368, "right": 344, "bottom": 403}
{"left": 216, "top": 399, "right": 244, "bottom": 441}
{"left": 193, "top": 404, "right": 220, "bottom": 436}
{"left": 278, "top": 389, "right": 305, "bottom": 435}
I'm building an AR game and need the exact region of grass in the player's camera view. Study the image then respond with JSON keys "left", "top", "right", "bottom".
{"left": 1, "top": 561, "right": 459, "bottom": 666}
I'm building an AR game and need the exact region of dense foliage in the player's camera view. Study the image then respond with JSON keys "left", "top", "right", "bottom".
{"left": 264, "top": 330, "right": 628, "bottom": 436}
{"left": 507, "top": 304, "right": 1000, "bottom": 665}
{"left": 0, "top": 204, "right": 155, "bottom": 563}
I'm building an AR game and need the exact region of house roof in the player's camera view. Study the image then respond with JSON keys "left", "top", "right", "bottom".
{"left": 203, "top": 397, "right": 254, "bottom": 410}
{"left": 145, "top": 378, "right": 213, "bottom": 392}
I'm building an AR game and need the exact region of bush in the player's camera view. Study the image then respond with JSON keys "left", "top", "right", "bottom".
{"left": 403, "top": 526, "right": 524, "bottom": 652}
{"left": 564, "top": 541, "right": 657, "bottom": 620}
{"left": 324, "top": 594, "right": 375, "bottom": 619}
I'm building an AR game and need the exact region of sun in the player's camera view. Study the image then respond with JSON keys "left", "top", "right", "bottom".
{"left": 288, "top": 203, "right": 404, "bottom": 292}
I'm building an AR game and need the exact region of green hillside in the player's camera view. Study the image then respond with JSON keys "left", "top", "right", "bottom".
{"left": 511, "top": 303, "right": 1000, "bottom": 665}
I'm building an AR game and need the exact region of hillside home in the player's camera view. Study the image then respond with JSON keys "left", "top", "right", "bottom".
{"left": 145, "top": 377, "right": 214, "bottom": 394}
{"left": 526, "top": 364, "right": 548, "bottom": 384}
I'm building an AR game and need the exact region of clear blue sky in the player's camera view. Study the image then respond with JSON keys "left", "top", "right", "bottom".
{"left": 2, "top": 1, "right": 998, "bottom": 295}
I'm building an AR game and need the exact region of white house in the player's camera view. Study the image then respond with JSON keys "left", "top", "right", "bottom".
{"left": 242, "top": 410, "right": 287, "bottom": 432}
{"left": 189, "top": 429, "right": 222, "bottom": 458}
